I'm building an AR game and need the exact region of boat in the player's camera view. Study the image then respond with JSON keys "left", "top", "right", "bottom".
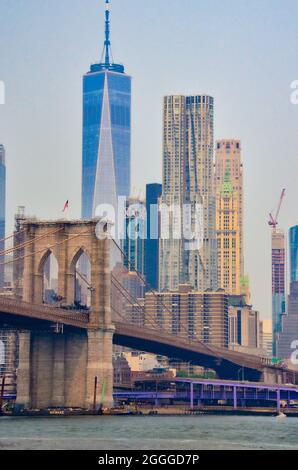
{"left": 276, "top": 412, "right": 287, "bottom": 419}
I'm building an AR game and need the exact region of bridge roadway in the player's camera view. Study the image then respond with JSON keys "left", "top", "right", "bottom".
{"left": 0, "top": 296, "right": 292, "bottom": 382}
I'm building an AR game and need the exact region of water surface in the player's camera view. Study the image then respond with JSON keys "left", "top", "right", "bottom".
{"left": 0, "top": 415, "right": 297, "bottom": 450}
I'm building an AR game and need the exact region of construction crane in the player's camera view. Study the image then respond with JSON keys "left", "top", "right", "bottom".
{"left": 268, "top": 189, "right": 286, "bottom": 230}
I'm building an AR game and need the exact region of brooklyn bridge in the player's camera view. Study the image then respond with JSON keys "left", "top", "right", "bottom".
{"left": 0, "top": 219, "right": 296, "bottom": 411}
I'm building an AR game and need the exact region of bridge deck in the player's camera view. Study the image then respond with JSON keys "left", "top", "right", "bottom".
{"left": 0, "top": 297, "right": 293, "bottom": 379}
{"left": 0, "top": 297, "right": 89, "bottom": 329}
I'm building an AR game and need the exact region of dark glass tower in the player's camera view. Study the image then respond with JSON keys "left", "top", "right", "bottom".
{"left": 0, "top": 145, "right": 6, "bottom": 289}
{"left": 145, "top": 183, "right": 162, "bottom": 290}
{"left": 82, "top": 0, "right": 131, "bottom": 219}
{"left": 290, "top": 225, "right": 298, "bottom": 283}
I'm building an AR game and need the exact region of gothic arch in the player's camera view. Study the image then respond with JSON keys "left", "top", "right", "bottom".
{"left": 22, "top": 220, "right": 111, "bottom": 327}
{"left": 69, "top": 246, "right": 92, "bottom": 274}
{"left": 37, "top": 249, "right": 58, "bottom": 276}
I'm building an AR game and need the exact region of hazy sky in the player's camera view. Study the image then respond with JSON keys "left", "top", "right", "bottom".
{"left": 0, "top": 0, "right": 298, "bottom": 319}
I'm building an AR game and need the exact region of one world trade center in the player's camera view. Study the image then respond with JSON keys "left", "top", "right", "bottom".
{"left": 82, "top": 0, "right": 131, "bottom": 220}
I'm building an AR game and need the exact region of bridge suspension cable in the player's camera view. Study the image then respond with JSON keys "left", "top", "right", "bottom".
{"left": 111, "top": 238, "right": 211, "bottom": 348}
{"left": 111, "top": 275, "right": 145, "bottom": 315}
{"left": 75, "top": 267, "right": 151, "bottom": 329}
{"left": 0, "top": 229, "right": 26, "bottom": 245}
{"left": 0, "top": 227, "right": 64, "bottom": 257}
{"left": 110, "top": 275, "right": 156, "bottom": 328}
{"left": 0, "top": 229, "right": 91, "bottom": 267}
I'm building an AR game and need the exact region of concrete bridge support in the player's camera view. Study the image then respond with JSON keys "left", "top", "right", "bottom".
{"left": 15, "top": 328, "right": 114, "bottom": 411}
{"left": 261, "top": 367, "right": 287, "bottom": 385}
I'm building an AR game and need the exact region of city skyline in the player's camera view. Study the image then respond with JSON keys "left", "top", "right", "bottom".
{"left": 1, "top": 0, "right": 298, "bottom": 319}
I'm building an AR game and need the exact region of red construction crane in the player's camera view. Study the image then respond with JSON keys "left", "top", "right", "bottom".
{"left": 268, "top": 189, "right": 286, "bottom": 230}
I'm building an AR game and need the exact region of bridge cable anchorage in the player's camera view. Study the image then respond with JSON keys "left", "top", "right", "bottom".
{"left": 0, "top": 229, "right": 92, "bottom": 267}
{"left": 0, "top": 226, "right": 64, "bottom": 257}
{"left": 111, "top": 239, "right": 216, "bottom": 352}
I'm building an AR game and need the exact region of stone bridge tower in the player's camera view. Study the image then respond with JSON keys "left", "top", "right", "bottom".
{"left": 16, "top": 219, "right": 114, "bottom": 411}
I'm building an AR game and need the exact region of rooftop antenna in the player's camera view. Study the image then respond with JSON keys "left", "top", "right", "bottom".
{"left": 104, "top": 0, "right": 111, "bottom": 66}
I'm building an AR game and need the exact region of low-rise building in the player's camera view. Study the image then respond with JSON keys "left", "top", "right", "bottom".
{"left": 228, "top": 295, "right": 262, "bottom": 353}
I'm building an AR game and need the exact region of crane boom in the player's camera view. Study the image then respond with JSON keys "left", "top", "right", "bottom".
{"left": 268, "top": 189, "right": 286, "bottom": 229}
{"left": 275, "top": 189, "right": 286, "bottom": 223}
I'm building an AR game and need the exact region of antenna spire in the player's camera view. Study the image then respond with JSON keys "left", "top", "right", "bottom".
{"left": 94, "top": 0, "right": 124, "bottom": 73}
{"left": 104, "top": 0, "right": 111, "bottom": 66}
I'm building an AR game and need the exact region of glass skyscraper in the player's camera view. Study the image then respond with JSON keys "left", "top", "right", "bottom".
{"left": 0, "top": 145, "right": 6, "bottom": 289}
{"left": 289, "top": 225, "right": 298, "bottom": 283}
{"left": 145, "top": 183, "right": 162, "bottom": 290}
{"left": 277, "top": 226, "right": 298, "bottom": 359}
{"left": 123, "top": 197, "right": 146, "bottom": 276}
{"left": 82, "top": 0, "right": 131, "bottom": 219}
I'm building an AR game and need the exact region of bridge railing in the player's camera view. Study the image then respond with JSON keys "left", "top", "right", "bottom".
{"left": 0, "top": 296, "right": 89, "bottom": 325}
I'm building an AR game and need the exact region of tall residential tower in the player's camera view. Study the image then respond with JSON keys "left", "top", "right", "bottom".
{"left": 271, "top": 229, "right": 286, "bottom": 356}
{"left": 159, "top": 95, "right": 217, "bottom": 292}
{"left": 82, "top": 0, "right": 131, "bottom": 219}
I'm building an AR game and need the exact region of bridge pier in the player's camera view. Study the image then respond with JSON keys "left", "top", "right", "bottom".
{"left": 51, "top": 335, "right": 65, "bottom": 407}
{"left": 86, "top": 328, "right": 114, "bottom": 410}
{"left": 11, "top": 220, "right": 115, "bottom": 412}
{"left": 15, "top": 328, "right": 114, "bottom": 412}
{"left": 15, "top": 331, "right": 31, "bottom": 410}
{"left": 262, "top": 368, "right": 286, "bottom": 385}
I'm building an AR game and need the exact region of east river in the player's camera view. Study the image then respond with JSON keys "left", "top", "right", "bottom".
{"left": 0, "top": 415, "right": 297, "bottom": 450}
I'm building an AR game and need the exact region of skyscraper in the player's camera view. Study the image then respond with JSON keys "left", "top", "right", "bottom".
{"left": 289, "top": 225, "right": 298, "bottom": 283}
{"left": 277, "top": 226, "right": 298, "bottom": 360}
{"left": 159, "top": 95, "right": 217, "bottom": 292}
{"left": 123, "top": 197, "right": 146, "bottom": 276}
{"left": 271, "top": 229, "right": 286, "bottom": 356}
{"left": 0, "top": 145, "right": 6, "bottom": 289}
{"left": 82, "top": 0, "right": 131, "bottom": 219}
{"left": 277, "top": 281, "right": 298, "bottom": 360}
{"left": 215, "top": 140, "right": 244, "bottom": 295}
{"left": 145, "top": 183, "right": 162, "bottom": 290}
